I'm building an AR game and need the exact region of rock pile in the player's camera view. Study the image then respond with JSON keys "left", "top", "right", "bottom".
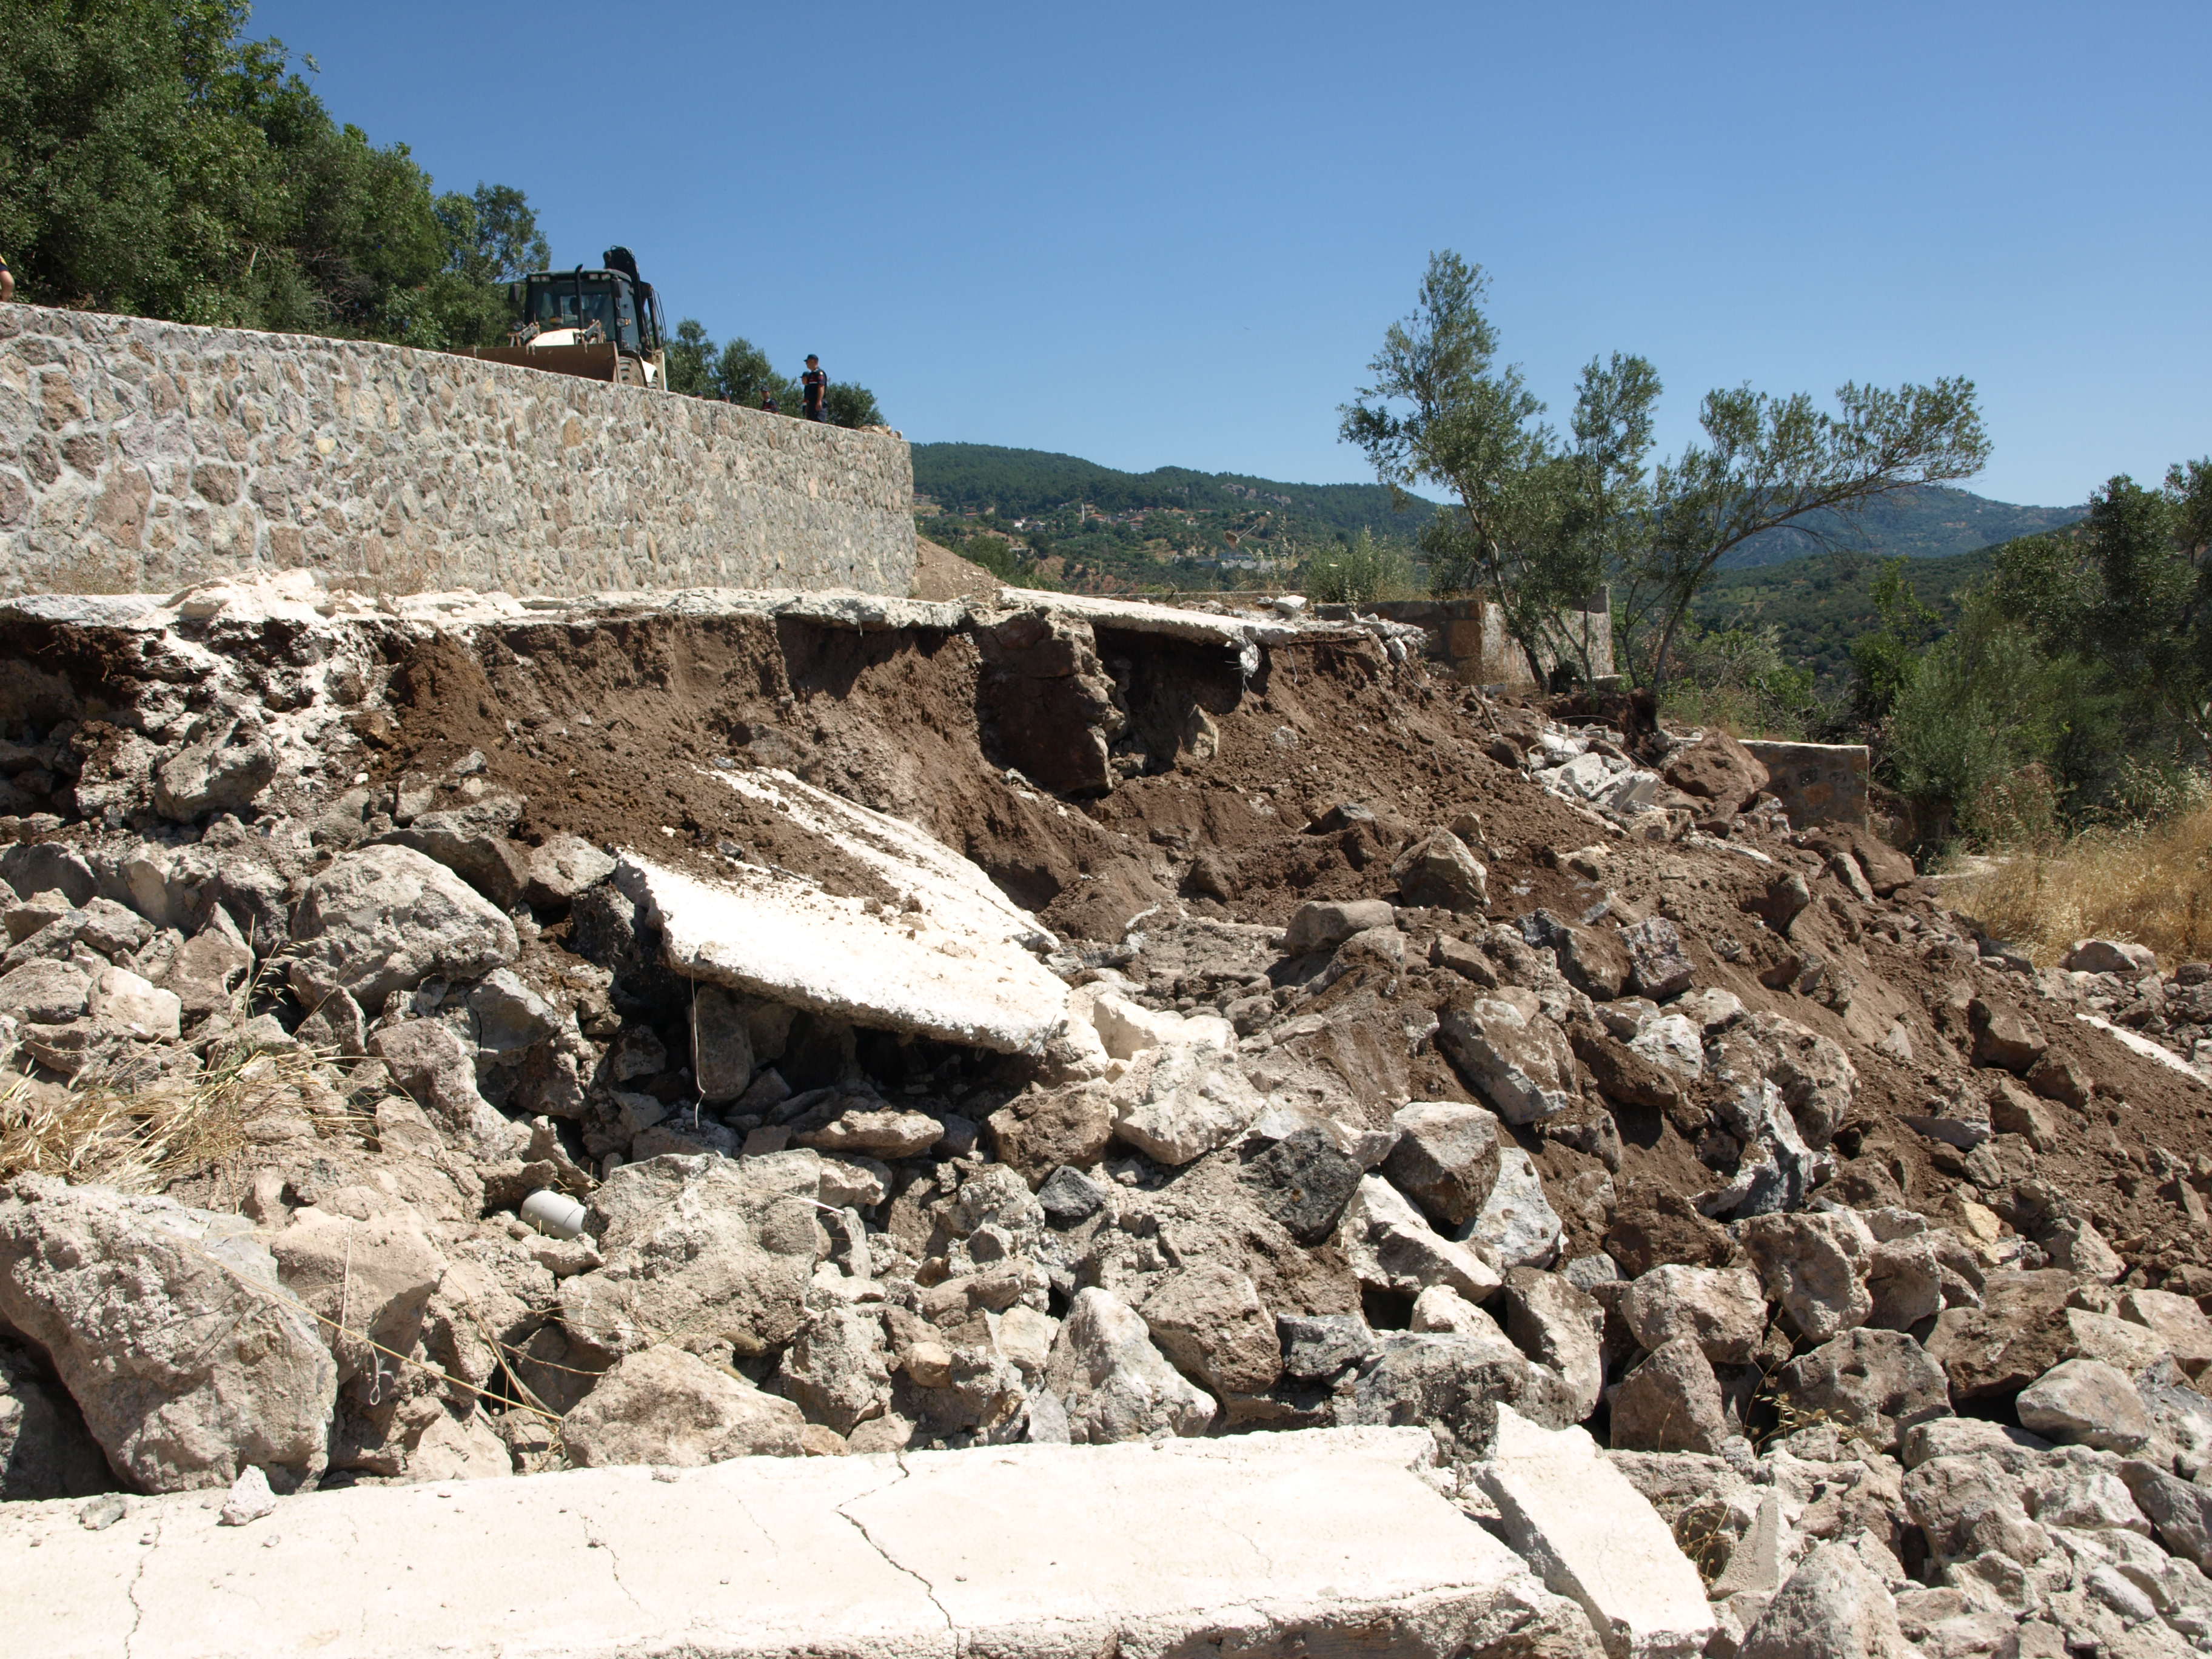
{"left": 4, "top": 572, "right": 2212, "bottom": 1657}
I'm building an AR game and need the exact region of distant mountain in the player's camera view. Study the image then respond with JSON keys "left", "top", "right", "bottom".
{"left": 911, "top": 443, "right": 1440, "bottom": 539}
{"left": 1718, "top": 485, "right": 2082, "bottom": 569}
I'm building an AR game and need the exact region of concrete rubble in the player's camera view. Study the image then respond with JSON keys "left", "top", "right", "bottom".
{"left": 4, "top": 570, "right": 2212, "bottom": 1656}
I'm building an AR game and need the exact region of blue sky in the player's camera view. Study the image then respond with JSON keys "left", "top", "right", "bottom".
{"left": 254, "top": 1, "right": 2207, "bottom": 508}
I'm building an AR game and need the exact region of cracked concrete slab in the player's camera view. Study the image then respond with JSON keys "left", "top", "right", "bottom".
{"left": 1, "top": 1427, "right": 1597, "bottom": 1659}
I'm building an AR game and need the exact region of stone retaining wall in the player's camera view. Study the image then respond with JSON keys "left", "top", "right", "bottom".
{"left": 1368, "top": 590, "right": 1615, "bottom": 688}
{"left": 0, "top": 304, "right": 914, "bottom": 598}
{"left": 1743, "top": 739, "right": 1870, "bottom": 828}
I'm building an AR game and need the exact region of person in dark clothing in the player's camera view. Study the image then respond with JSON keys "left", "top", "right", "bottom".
{"left": 759, "top": 390, "right": 779, "bottom": 413}
{"left": 0, "top": 253, "right": 13, "bottom": 304}
{"left": 801, "top": 355, "right": 827, "bottom": 422}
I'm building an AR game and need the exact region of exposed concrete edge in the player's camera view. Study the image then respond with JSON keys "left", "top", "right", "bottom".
{"left": 2078, "top": 1012, "right": 2212, "bottom": 1088}
{"left": 1, "top": 1427, "right": 1603, "bottom": 1659}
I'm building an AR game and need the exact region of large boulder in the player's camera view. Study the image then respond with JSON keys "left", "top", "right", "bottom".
{"left": 1775, "top": 1329, "right": 1950, "bottom": 1452}
{"left": 1661, "top": 730, "right": 1769, "bottom": 812}
{"left": 1737, "top": 1211, "right": 1873, "bottom": 1342}
{"left": 774, "top": 1305, "right": 893, "bottom": 1436}
{"left": 1382, "top": 1101, "right": 1503, "bottom": 1228}
{"left": 1138, "top": 1263, "right": 1282, "bottom": 1398}
{"left": 1238, "top": 1127, "right": 1363, "bottom": 1245}
{"left": 1437, "top": 988, "right": 1579, "bottom": 1125}
{"left": 1341, "top": 1174, "right": 1502, "bottom": 1302}
{"left": 1610, "top": 1336, "right": 1732, "bottom": 1455}
{"left": 563, "top": 1344, "right": 806, "bottom": 1466}
{"left": 367, "top": 1019, "right": 519, "bottom": 1155}
{"left": 1108, "top": 1025, "right": 1262, "bottom": 1165}
{"left": 1617, "top": 1264, "right": 1767, "bottom": 1365}
{"left": 1392, "top": 831, "right": 1488, "bottom": 913}
{"left": 0, "top": 1176, "right": 336, "bottom": 1493}
{"left": 289, "top": 843, "right": 519, "bottom": 1011}
{"left": 1466, "top": 1146, "right": 1563, "bottom": 1272}
{"left": 559, "top": 1152, "right": 825, "bottom": 1363}
{"left": 1043, "top": 1287, "right": 1216, "bottom": 1444}
{"left": 269, "top": 1208, "right": 447, "bottom": 1388}
{"left": 2015, "top": 1358, "right": 2151, "bottom": 1453}
{"left": 1502, "top": 1269, "right": 1604, "bottom": 1421}
{"left": 1739, "top": 1541, "right": 1909, "bottom": 1659}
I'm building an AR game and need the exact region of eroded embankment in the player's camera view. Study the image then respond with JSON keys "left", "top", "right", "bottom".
{"left": 8, "top": 572, "right": 2212, "bottom": 1659}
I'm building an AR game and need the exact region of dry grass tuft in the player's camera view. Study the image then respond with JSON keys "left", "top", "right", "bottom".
{"left": 1951, "top": 801, "right": 2212, "bottom": 968}
{"left": 0, "top": 1039, "right": 360, "bottom": 1193}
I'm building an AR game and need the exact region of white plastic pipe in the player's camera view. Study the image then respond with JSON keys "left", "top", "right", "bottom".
{"left": 520, "top": 1188, "right": 588, "bottom": 1241}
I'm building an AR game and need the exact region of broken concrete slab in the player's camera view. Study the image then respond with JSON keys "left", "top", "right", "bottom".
{"left": 1475, "top": 1404, "right": 1717, "bottom": 1659}
{"left": 0, "top": 1427, "right": 1598, "bottom": 1659}
{"left": 618, "top": 850, "right": 1070, "bottom": 1054}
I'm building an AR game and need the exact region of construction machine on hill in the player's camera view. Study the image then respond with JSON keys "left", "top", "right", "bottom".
{"left": 460, "top": 246, "right": 668, "bottom": 387}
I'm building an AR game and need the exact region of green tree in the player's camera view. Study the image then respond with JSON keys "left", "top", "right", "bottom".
{"left": 665, "top": 318, "right": 717, "bottom": 397}
{"left": 1989, "top": 463, "right": 2212, "bottom": 750}
{"left": 1848, "top": 557, "right": 1940, "bottom": 725}
{"left": 824, "top": 380, "right": 885, "bottom": 429}
{"left": 0, "top": 1, "right": 542, "bottom": 347}
{"left": 1624, "top": 378, "right": 1990, "bottom": 694}
{"left": 1339, "top": 252, "right": 1657, "bottom": 685}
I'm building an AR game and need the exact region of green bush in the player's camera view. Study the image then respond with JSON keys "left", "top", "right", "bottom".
{"left": 1301, "top": 529, "right": 1411, "bottom": 606}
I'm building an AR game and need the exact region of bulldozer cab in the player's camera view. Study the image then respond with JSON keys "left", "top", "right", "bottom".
{"left": 522, "top": 267, "right": 662, "bottom": 359}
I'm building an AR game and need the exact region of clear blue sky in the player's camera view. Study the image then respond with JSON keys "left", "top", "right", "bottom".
{"left": 254, "top": 1, "right": 2207, "bottom": 509}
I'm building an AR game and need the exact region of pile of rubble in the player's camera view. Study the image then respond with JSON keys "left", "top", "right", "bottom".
{"left": 5, "top": 570, "right": 2212, "bottom": 1659}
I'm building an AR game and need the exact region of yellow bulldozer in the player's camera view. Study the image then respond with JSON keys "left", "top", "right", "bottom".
{"left": 459, "top": 246, "right": 668, "bottom": 387}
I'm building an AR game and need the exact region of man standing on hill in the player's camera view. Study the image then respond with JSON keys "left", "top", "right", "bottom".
{"left": 801, "top": 355, "right": 827, "bottom": 422}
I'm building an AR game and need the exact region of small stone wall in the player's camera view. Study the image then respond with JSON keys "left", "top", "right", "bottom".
{"left": 0, "top": 304, "right": 914, "bottom": 598}
{"left": 1743, "top": 740, "right": 1870, "bottom": 828}
{"left": 1367, "top": 591, "right": 1615, "bottom": 688}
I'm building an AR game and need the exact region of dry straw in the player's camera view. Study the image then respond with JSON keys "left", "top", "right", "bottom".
{"left": 1951, "top": 801, "right": 2212, "bottom": 967}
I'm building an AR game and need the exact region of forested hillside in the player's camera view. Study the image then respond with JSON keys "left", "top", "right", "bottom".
{"left": 1719, "top": 484, "right": 2081, "bottom": 568}
{"left": 911, "top": 443, "right": 1438, "bottom": 591}
{"left": 1688, "top": 545, "right": 1994, "bottom": 686}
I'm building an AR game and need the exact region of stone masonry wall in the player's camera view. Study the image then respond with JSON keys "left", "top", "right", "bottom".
{"left": 0, "top": 304, "right": 915, "bottom": 598}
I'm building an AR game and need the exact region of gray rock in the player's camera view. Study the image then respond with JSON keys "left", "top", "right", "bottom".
{"left": 153, "top": 734, "right": 276, "bottom": 820}
{"left": 1899, "top": 1416, "right": 2047, "bottom": 1470}
{"left": 774, "top": 1305, "right": 892, "bottom": 1435}
{"left": 289, "top": 844, "right": 518, "bottom": 1011}
{"left": 2016, "top": 1358, "right": 2152, "bottom": 1452}
{"left": 0, "top": 1339, "right": 112, "bottom": 1500}
{"left": 1339, "top": 1331, "right": 1583, "bottom": 1447}
{"left": 688, "top": 982, "right": 756, "bottom": 1103}
{"left": 0, "top": 957, "right": 92, "bottom": 1024}
{"left": 1621, "top": 914, "right": 1694, "bottom": 1000}
{"left": 564, "top": 1344, "right": 806, "bottom": 1466}
{"left": 268, "top": 1209, "right": 447, "bottom": 1388}
{"left": 1, "top": 896, "right": 153, "bottom": 971}
{"left": 469, "top": 969, "right": 563, "bottom": 1059}
{"left": 523, "top": 834, "right": 616, "bottom": 907}
{"left": 1284, "top": 899, "right": 1396, "bottom": 956}
{"left": 1437, "top": 988, "right": 1580, "bottom": 1125}
{"left": 1503, "top": 1268, "right": 1604, "bottom": 1421}
{"left": 2134, "top": 1356, "right": 2212, "bottom": 1472}
{"left": 0, "top": 841, "right": 95, "bottom": 908}
{"left": 1609, "top": 1335, "right": 1732, "bottom": 1455}
{"left": 1739, "top": 1541, "right": 1910, "bottom": 1659}
{"left": 1239, "top": 1126, "right": 1363, "bottom": 1245}
{"left": 1109, "top": 1036, "right": 1263, "bottom": 1166}
{"left": 1737, "top": 1211, "right": 1873, "bottom": 1342}
{"left": 1037, "top": 1165, "right": 1108, "bottom": 1228}
{"left": 2119, "top": 1459, "right": 2212, "bottom": 1570}
{"left": 1617, "top": 1264, "right": 1768, "bottom": 1364}
{"left": 1342, "top": 1173, "right": 1502, "bottom": 1302}
{"left": 1382, "top": 1101, "right": 1503, "bottom": 1228}
{"left": 367, "top": 1019, "right": 518, "bottom": 1155}
{"left": 2042, "top": 1218, "right": 2125, "bottom": 1283}
{"left": 1139, "top": 1262, "right": 1282, "bottom": 1397}
{"left": 0, "top": 1175, "right": 336, "bottom": 1493}
{"left": 1276, "top": 1314, "right": 1378, "bottom": 1385}
{"left": 560, "top": 1151, "right": 825, "bottom": 1363}
{"left": 2020, "top": 1452, "right": 2148, "bottom": 1534}
{"left": 1392, "top": 830, "right": 1488, "bottom": 913}
{"left": 1901, "top": 1455, "right": 2051, "bottom": 1565}
{"left": 1043, "top": 1287, "right": 1216, "bottom": 1444}
{"left": 377, "top": 794, "right": 532, "bottom": 909}
{"left": 2064, "top": 939, "right": 2156, "bottom": 976}
{"left": 1775, "top": 1329, "right": 1950, "bottom": 1452}
{"left": 1464, "top": 1145, "right": 1563, "bottom": 1271}
{"left": 293, "top": 987, "right": 365, "bottom": 1056}
{"left": 161, "top": 921, "right": 252, "bottom": 1019}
